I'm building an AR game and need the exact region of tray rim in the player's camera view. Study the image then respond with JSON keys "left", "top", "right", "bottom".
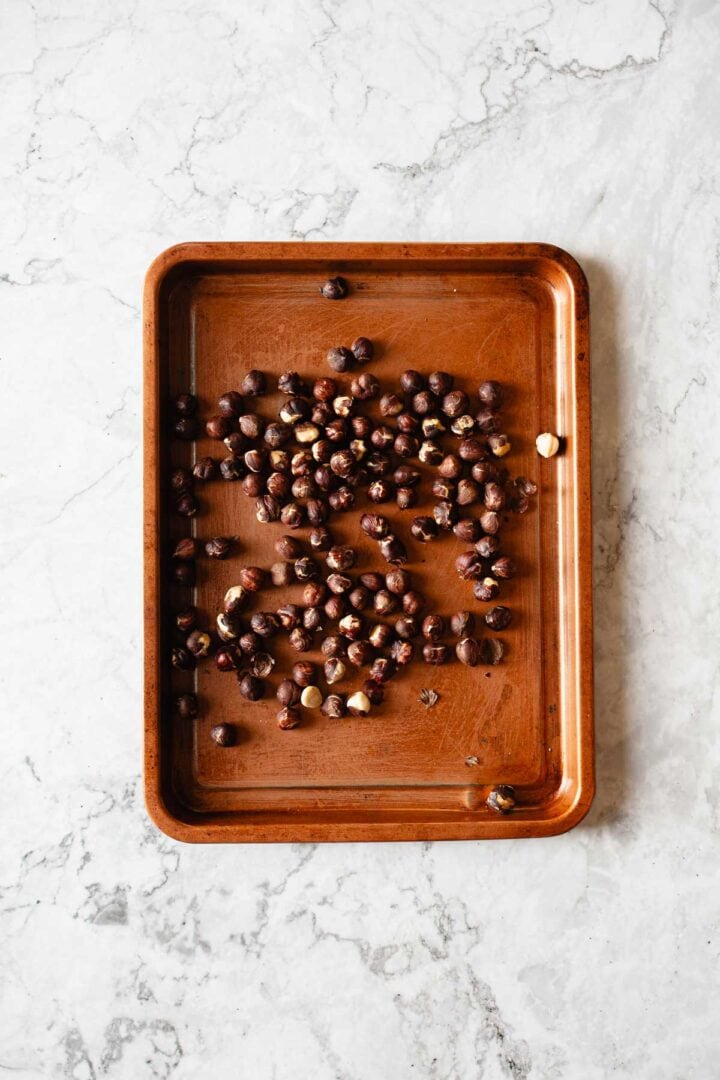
{"left": 143, "top": 241, "right": 593, "bottom": 843}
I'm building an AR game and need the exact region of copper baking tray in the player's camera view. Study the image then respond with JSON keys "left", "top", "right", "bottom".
{"left": 144, "top": 242, "right": 593, "bottom": 842}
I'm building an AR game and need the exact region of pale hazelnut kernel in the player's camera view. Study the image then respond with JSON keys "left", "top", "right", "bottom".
{"left": 300, "top": 685, "right": 323, "bottom": 709}
{"left": 535, "top": 432, "right": 560, "bottom": 458}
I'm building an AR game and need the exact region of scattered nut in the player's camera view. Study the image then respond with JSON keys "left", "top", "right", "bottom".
{"left": 486, "top": 785, "right": 516, "bottom": 813}
{"left": 300, "top": 685, "right": 323, "bottom": 709}
{"left": 536, "top": 432, "right": 560, "bottom": 458}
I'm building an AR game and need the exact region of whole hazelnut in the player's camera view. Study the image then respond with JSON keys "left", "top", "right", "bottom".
{"left": 347, "top": 640, "right": 374, "bottom": 667}
{"left": 412, "top": 390, "right": 435, "bottom": 416}
{"left": 324, "top": 657, "right": 346, "bottom": 684}
{"left": 271, "top": 561, "right": 295, "bottom": 587}
{"left": 169, "top": 467, "right": 193, "bottom": 496}
{"left": 368, "top": 478, "right": 394, "bottom": 504}
{"left": 173, "top": 392, "right": 197, "bottom": 417}
{"left": 370, "top": 425, "right": 394, "bottom": 450}
{"left": 239, "top": 413, "right": 265, "bottom": 439}
{"left": 339, "top": 613, "right": 365, "bottom": 640}
{"left": 281, "top": 502, "right": 305, "bottom": 529}
{"left": 487, "top": 785, "right": 516, "bottom": 813}
{"left": 433, "top": 502, "right": 457, "bottom": 530}
{"left": 176, "top": 606, "right": 197, "bottom": 633}
{"left": 485, "top": 605, "right": 512, "bottom": 630}
{"left": 471, "top": 461, "right": 498, "bottom": 485}
{"left": 396, "top": 412, "right": 420, "bottom": 435}
{"left": 390, "top": 639, "right": 414, "bottom": 665}
{"left": 206, "top": 415, "right": 233, "bottom": 440}
{"left": 351, "top": 371, "right": 379, "bottom": 399}
{"left": 394, "top": 433, "right": 419, "bottom": 459}
{"left": 250, "top": 652, "right": 275, "bottom": 678}
{"left": 360, "top": 513, "right": 390, "bottom": 540}
{"left": 309, "top": 526, "right": 333, "bottom": 551}
{"left": 348, "top": 586, "right": 372, "bottom": 611}
{"left": 442, "top": 390, "right": 469, "bottom": 418}
{"left": 329, "top": 486, "right": 355, "bottom": 512}
{"left": 327, "top": 573, "right": 353, "bottom": 595}
{"left": 302, "top": 582, "right": 326, "bottom": 607}
{"left": 351, "top": 336, "right": 374, "bottom": 362}
{"left": 241, "top": 370, "right": 266, "bottom": 396}
{"left": 277, "top": 603, "right": 302, "bottom": 630}
{"left": 306, "top": 499, "right": 329, "bottom": 526}
{"left": 238, "top": 673, "right": 265, "bottom": 701}
{"left": 175, "top": 693, "right": 199, "bottom": 720}
{"left": 205, "top": 537, "right": 234, "bottom": 559}
{"left": 313, "top": 402, "right": 333, "bottom": 425}
{"left": 250, "top": 612, "right": 279, "bottom": 638}
{"left": 277, "top": 707, "right": 301, "bottom": 729}
{"left": 267, "top": 472, "right": 291, "bottom": 498}
{"left": 313, "top": 377, "right": 337, "bottom": 401}
{"left": 362, "top": 680, "right": 384, "bottom": 705}
{"left": 384, "top": 569, "right": 409, "bottom": 595}
{"left": 453, "top": 518, "right": 482, "bottom": 543}
{"left": 368, "top": 623, "right": 394, "bottom": 649}
{"left": 289, "top": 627, "right": 313, "bottom": 652}
{"left": 327, "top": 346, "right": 355, "bottom": 372}
{"left": 378, "top": 535, "right": 407, "bottom": 565}
{"left": 322, "top": 694, "right": 346, "bottom": 718}
{"left": 173, "top": 416, "right": 199, "bottom": 440}
{"left": 432, "top": 478, "right": 456, "bottom": 501}
{"left": 422, "top": 642, "right": 450, "bottom": 665}
{"left": 292, "top": 661, "right": 317, "bottom": 687}
{"left": 477, "top": 380, "right": 503, "bottom": 409}
{"left": 450, "top": 611, "right": 475, "bottom": 637}
{"left": 218, "top": 390, "right": 244, "bottom": 418}
{"left": 186, "top": 630, "right": 212, "bottom": 657}
{"left": 321, "top": 634, "right": 346, "bottom": 658}
{"left": 275, "top": 535, "right": 303, "bottom": 560}
{"left": 210, "top": 723, "right": 236, "bottom": 746}
{"left": 215, "top": 646, "right": 240, "bottom": 672}
{"left": 419, "top": 440, "right": 443, "bottom": 466}
{"left": 394, "top": 615, "right": 418, "bottom": 639}
{"left": 320, "top": 277, "right": 347, "bottom": 300}
{"left": 279, "top": 397, "right": 310, "bottom": 425}
{"left": 438, "top": 453, "right": 463, "bottom": 479}
{"left": 241, "top": 471, "right": 263, "bottom": 495}
{"left": 481, "top": 638, "right": 506, "bottom": 665}
{"left": 171, "top": 647, "right": 195, "bottom": 671}
{"left": 294, "top": 557, "right": 319, "bottom": 582}
{"left": 172, "top": 537, "right": 197, "bottom": 561}
{"left": 479, "top": 510, "right": 502, "bottom": 535}
{"left": 265, "top": 422, "right": 293, "bottom": 449}
{"left": 175, "top": 493, "right": 199, "bottom": 516}
{"left": 484, "top": 482, "right": 507, "bottom": 511}
{"left": 300, "top": 685, "right": 323, "bottom": 709}
{"left": 333, "top": 394, "right": 354, "bottom": 418}
{"left": 379, "top": 393, "right": 404, "bottom": 417}
{"left": 422, "top": 614, "right": 445, "bottom": 641}
{"left": 492, "top": 556, "right": 516, "bottom": 579}
{"left": 475, "top": 535, "right": 501, "bottom": 559}
{"left": 277, "top": 371, "right": 307, "bottom": 396}
{"left": 370, "top": 657, "right": 396, "bottom": 683}
{"left": 456, "top": 551, "right": 484, "bottom": 580}
{"left": 456, "top": 637, "right": 482, "bottom": 666}
{"left": 277, "top": 679, "right": 301, "bottom": 706}
{"left": 193, "top": 457, "right": 217, "bottom": 481}
{"left": 366, "top": 451, "right": 392, "bottom": 476}
{"left": 475, "top": 408, "right": 501, "bottom": 434}
{"left": 402, "top": 591, "right": 426, "bottom": 616}
{"left": 324, "top": 596, "right": 347, "bottom": 621}
{"left": 172, "top": 560, "right": 195, "bottom": 586}
{"left": 216, "top": 612, "right": 241, "bottom": 641}
{"left": 428, "top": 371, "right": 453, "bottom": 396}
{"left": 396, "top": 487, "right": 418, "bottom": 510}
{"left": 314, "top": 466, "right": 334, "bottom": 492}
{"left": 373, "top": 589, "right": 398, "bottom": 616}
{"left": 458, "top": 438, "right": 487, "bottom": 463}
{"left": 346, "top": 691, "right": 371, "bottom": 716}
{"left": 352, "top": 415, "right": 373, "bottom": 438}
{"left": 400, "top": 369, "right": 425, "bottom": 394}
{"left": 488, "top": 433, "right": 511, "bottom": 458}
{"left": 238, "top": 632, "right": 262, "bottom": 656}
{"left": 359, "top": 572, "right": 385, "bottom": 592}
{"left": 410, "top": 516, "right": 438, "bottom": 543}
{"left": 456, "top": 479, "right": 480, "bottom": 507}
{"left": 326, "top": 545, "right": 356, "bottom": 572}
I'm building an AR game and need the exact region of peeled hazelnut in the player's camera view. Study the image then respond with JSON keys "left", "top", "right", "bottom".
{"left": 300, "top": 685, "right": 323, "bottom": 709}
{"left": 333, "top": 394, "right": 354, "bottom": 418}
{"left": 278, "top": 371, "right": 307, "bottom": 396}
{"left": 277, "top": 706, "right": 301, "bottom": 729}
{"left": 536, "top": 432, "right": 560, "bottom": 458}
{"left": 419, "top": 440, "right": 443, "bottom": 466}
{"left": 279, "top": 397, "right": 310, "bottom": 425}
{"left": 474, "top": 577, "right": 500, "bottom": 602}
{"left": 322, "top": 694, "right": 346, "bottom": 718}
{"left": 450, "top": 415, "right": 475, "bottom": 436}
{"left": 281, "top": 502, "right": 305, "bottom": 529}
{"left": 432, "top": 478, "right": 456, "bottom": 501}
{"left": 326, "top": 545, "right": 356, "bottom": 572}
{"left": 456, "top": 637, "right": 481, "bottom": 666}
{"left": 370, "top": 425, "right": 394, "bottom": 450}
{"left": 210, "top": 723, "right": 236, "bottom": 747}
{"left": 346, "top": 691, "right": 371, "bottom": 716}
{"left": 324, "top": 657, "right": 346, "bottom": 684}
{"left": 485, "top": 605, "right": 512, "bottom": 630}
{"left": 267, "top": 472, "right": 291, "bottom": 498}
{"left": 486, "top": 784, "right": 515, "bottom": 813}
{"left": 421, "top": 415, "right": 446, "bottom": 437}
{"left": 304, "top": 606, "right": 324, "bottom": 632}
{"left": 366, "top": 451, "right": 392, "bottom": 476}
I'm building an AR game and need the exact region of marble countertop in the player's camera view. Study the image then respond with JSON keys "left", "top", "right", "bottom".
{"left": 2, "top": 1, "right": 719, "bottom": 1076}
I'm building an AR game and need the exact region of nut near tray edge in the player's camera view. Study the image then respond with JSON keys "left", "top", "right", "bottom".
{"left": 143, "top": 242, "right": 593, "bottom": 842}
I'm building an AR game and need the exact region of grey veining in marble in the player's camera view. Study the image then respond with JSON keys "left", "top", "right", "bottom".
{"left": 1, "top": 0, "right": 719, "bottom": 1076}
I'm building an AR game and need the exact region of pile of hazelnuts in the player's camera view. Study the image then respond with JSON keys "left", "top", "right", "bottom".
{"left": 168, "top": 320, "right": 536, "bottom": 749}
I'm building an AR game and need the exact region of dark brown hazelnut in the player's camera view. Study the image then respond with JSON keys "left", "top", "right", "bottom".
{"left": 332, "top": 394, "right": 354, "bottom": 418}
{"left": 321, "top": 634, "right": 346, "bottom": 659}
{"left": 373, "top": 589, "right": 398, "bottom": 616}
{"left": 422, "top": 642, "right": 450, "bottom": 664}
{"left": 396, "top": 487, "right": 417, "bottom": 510}
{"left": 422, "top": 415, "right": 446, "bottom": 438}
{"left": 454, "top": 518, "right": 482, "bottom": 543}
{"left": 392, "top": 640, "right": 415, "bottom": 666}
{"left": 366, "top": 452, "right": 392, "bottom": 477}
{"left": 236, "top": 566, "right": 263, "bottom": 592}
{"left": 312, "top": 402, "right": 333, "bottom": 426}
{"left": 402, "top": 591, "right": 426, "bottom": 616}
{"left": 456, "top": 551, "right": 484, "bottom": 580}
{"left": 237, "top": 415, "right": 263, "bottom": 442}
{"left": 457, "top": 438, "right": 486, "bottom": 464}
{"left": 308, "top": 526, "right": 332, "bottom": 552}
{"left": 186, "top": 629, "right": 212, "bottom": 657}
{"left": 438, "top": 453, "right": 463, "bottom": 480}
{"left": 484, "top": 482, "right": 507, "bottom": 511}
{"left": 175, "top": 692, "right": 199, "bottom": 719}
{"left": 215, "top": 646, "right": 241, "bottom": 672}
{"left": 171, "top": 646, "right": 195, "bottom": 671}
{"left": 370, "top": 425, "right": 394, "bottom": 450}
{"left": 396, "top": 412, "right": 420, "bottom": 435}
{"left": 329, "top": 449, "right": 354, "bottom": 478}
{"left": 292, "top": 661, "right": 317, "bottom": 687}
{"left": 277, "top": 679, "right": 302, "bottom": 706}
{"left": 379, "top": 393, "right": 403, "bottom": 417}
{"left": 348, "top": 586, "right": 371, "bottom": 611}
{"left": 456, "top": 479, "right": 480, "bottom": 507}
{"left": 351, "top": 415, "right": 373, "bottom": 438}
{"left": 192, "top": 457, "right": 217, "bottom": 481}
{"left": 240, "top": 370, "right": 266, "bottom": 396}
{"left": 241, "top": 472, "right": 263, "bottom": 496}
{"left": 428, "top": 371, "right": 453, "bottom": 396}
{"left": 327, "top": 346, "right": 355, "bottom": 373}
{"left": 238, "top": 673, "right": 265, "bottom": 701}
{"left": 244, "top": 448, "right": 267, "bottom": 474}
{"left": 205, "top": 537, "right": 234, "bottom": 560}
{"left": 324, "top": 595, "right": 347, "bottom": 621}
{"left": 422, "top": 614, "right": 445, "bottom": 641}
{"left": 384, "top": 569, "right": 408, "bottom": 596}
{"left": 320, "top": 276, "right": 347, "bottom": 300}
{"left": 351, "top": 371, "right": 379, "bottom": 399}
{"left": 265, "top": 471, "right": 291, "bottom": 499}
{"left": 432, "top": 479, "right": 456, "bottom": 502}
{"left": 264, "top": 422, "right": 293, "bottom": 449}
{"left": 442, "top": 390, "right": 469, "bottom": 418}
{"left": 206, "top": 414, "right": 233, "bottom": 440}
{"left": 289, "top": 627, "right": 313, "bottom": 652}
{"left": 276, "top": 603, "right": 302, "bottom": 630}
{"left": 169, "top": 467, "right": 193, "bottom": 496}
{"left": 448, "top": 416, "right": 474, "bottom": 439}
{"left": 306, "top": 499, "right": 329, "bottom": 527}
{"left": 394, "top": 466, "right": 421, "bottom": 487}
{"left": 339, "top": 613, "right": 365, "bottom": 641}
{"left": 456, "top": 637, "right": 482, "bottom": 666}
{"left": 485, "top": 605, "right": 512, "bottom": 630}
{"left": 478, "top": 380, "right": 503, "bottom": 409}
{"left": 223, "top": 585, "right": 248, "bottom": 616}
{"left": 329, "top": 486, "right": 355, "bottom": 513}
{"left": 281, "top": 502, "right": 305, "bottom": 529}
{"left": 313, "top": 466, "right": 334, "bottom": 492}
{"left": 400, "top": 370, "right": 425, "bottom": 394}
{"left": 361, "top": 681, "right": 384, "bottom": 706}
{"left": 370, "top": 657, "right": 396, "bottom": 683}
{"left": 491, "top": 556, "right": 516, "bottom": 579}
{"left": 327, "top": 573, "right": 353, "bottom": 596}
{"left": 394, "top": 433, "right": 419, "bottom": 459}
{"left": 410, "top": 516, "right": 438, "bottom": 543}
{"left": 171, "top": 560, "right": 195, "bottom": 586}
{"left": 350, "top": 336, "right": 374, "bottom": 362}
{"left": 210, "top": 723, "right": 236, "bottom": 746}
{"left": 313, "top": 376, "right": 337, "bottom": 402}
{"left": 218, "top": 390, "right": 244, "bottom": 418}
{"left": 357, "top": 572, "right": 382, "bottom": 592}
{"left": 277, "top": 706, "right": 301, "bottom": 729}
{"left": 368, "top": 623, "right": 394, "bottom": 649}
{"left": 216, "top": 612, "right": 242, "bottom": 641}
{"left": 173, "top": 416, "right": 199, "bottom": 440}
{"left": 479, "top": 510, "right": 502, "bottom": 535}
{"left": 218, "top": 456, "right": 245, "bottom": 482}
{"left": 310, "top": 440, "right": 333, "bottom": 465}
{"left": 294, "top": 557, "right": 318, "bottom": 582}
{"left": 255, "top": 495, "right": 280, "bottom": 523}
{"left": 450, "top": 611, "right": 475, "bottom": 637}
{"left": 412, "top": 391, "right": 434, "bottom": 416}
{"left": 394, "top": 615, "right": 418, "bottom": 639}
{"left": 279, "top": 397, "right": 310, "bottom": 425}
{"left": 275, "top": 372, "right": 305, "bottom": 397}
{"left": 433, "top": 502, "right": 457, "bottom": 530}
{"left": 324, "top": 417, "right": 348, "bottom": 443}
{"left": 347, "top": 640, "right": 374, "bottom": 667}
{"left": 250, "top": 652, "right": 275, "bottom": 678}
{"left": 368, "top": 479, "right": 394, "bottom": 503}
{"left": 474, "top": 577, "right": 500, "bottom": 602}
{"left": 323, "top": 545, "right": 354, "bottom": 572}
{"left": 486, "top": 784, "right": 515, "bottom": 813}
{"left": 324, "top": 656, "right": 346, "bottom": 684}
{"left": 271, "top": 561, "right": 295, "bottom": 587}
{"left": 172, "top": 537, "right": 197, "bottom": 561}
{"left": 238, "top": 632, "right": 262, "bottom": 656}
{"left": 175, "top": 493, "right": 199, "bottom": 516}
{"left": 272, "top": 535, "right": 300, "bottom": 561}
{"left": 475, "top": 535, "right": 501, "bottom": 559}
{"left": 378, "top": 534, "right": 407, "bottom": 565}
{"left": 471, "top": 461, "right": 498, "bottom": 485}
{"left": 322, "top": 694, "right": 346, "bottom": 718}
{"left": 480, "top": 638, "right": 505, "bottom": 665}
{"left": 250, "top": 611, "right": 279, "bottom": 638}
{"left": 175, "top": 606, "right": 197, "bottom": 633}
{"left": 173, "top": 392, "right": 197, "bottom": 417}
{"left": 475, "top": 408, "right": 501, "bottom": 434}
{"left": 419, "top": 440, "right": 443, "bottom": 466}
{"left": 488, "top": 433, "right": 511, "bottom": 458}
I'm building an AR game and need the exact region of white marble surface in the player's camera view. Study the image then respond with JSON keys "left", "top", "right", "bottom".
{"left": 1, "top": 0, "right": 719, "bottom": 1076}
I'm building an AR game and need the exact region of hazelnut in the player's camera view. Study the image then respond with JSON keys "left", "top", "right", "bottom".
{"left": 339, "top": 613, "right": 365, "bottom": 640}
{"left": 256, "top": 495, "right": 281, "bottom": 523}
{"left": 175, "top": 493, "right": 199, "bottom": 516}
{"left": 277, "top": 603, "right": 302, "bottom": 630}
{"left": 216, "top": 612, "right": 241, "bottom": 641}
{"left": 485, "top": 605, "right": 512, "bottom": 630}
{"left": 368, "top": 623, "right": 393, "bottom": 649}
{"left": 536, "top": 432, "right": 560, "bottom": 458}
{"left": 300, "top": 685, "right": 323, "bottom": 709}
{"left": 169, "top": 467, "right": 193, "bottom": 496}
{"left": 210, "top": 723, "right": 236, "bottom": 746}
{"left": 218, "top": 390, "right": 243, "bottom": 418}
{"left": 294, "top": 557, "right": 319, "bottom": 582}
{"left": 309, "top": 526, "right": 333, "bottom": 551}
{"left": 378, "top": 535, "right": 407, "bottom": 565}
{"left": 313, "top": 402, "right": 333, "bottom": 425}
{"left": 322, "top": 694, "right": 346, "bottom": 718}
{"left": 422, "top": 614, "right": 445, "bottom": 641}
{"left": 402, "top": 591, "right": 426, "bottom": 616}
{"left": 370, "top": 425, "right": 394, "bottom": 450}
{"left": 370, "top": 657, "right": 396, "bottom": 683}
{"left": 411, "top": 516, "right": 438, "bottom": 543}
{"left": 359, "top": 572, "right": 385, "bottom": 592}
{"left": 360, "top": 513, "right": 390, "bottom": 540}
{"left": 266, "top": 472, "right": 291, "bottom": 499}
{"left": 411, "top": 390, "right": 434, "bottom": 416}
{"left": 238, "top": 632, "right": 261, "bottom": 655}
{"left": 456, "top": 479, "right": 480, "bottom": 507}
{"left": 379, "top": 393, "right": 404, "bottom": 417}
{"left": 432, "top": 502, "right": 457, "bottom": 530}
{"left": 193, "top": 456, "right": 217, "bottom": 481}
{"left": 351, "top": 336, "right": 374, "bottom": 362}
{"left": 278, "top": 371, "right": 307, "bottom": 396}
{"left": 289, "top": 627, "right": 313, "bottom": 652}
{"left": 320, "top": 277, "right": 347, "bottom": 300}
{"left": 351, "top": 371, "right": 379, "bottom": 399}
{"left": 422, "top": 642, "right": 450, "bottom": 665}
{"left": 250, "top": 612, "right": 279, "bottom": 638}
{"left": 277, "top": 707, "right": 301, "bottom": 729}
{"left": 241, "top": 370, "right": 266, "bottom": 396}
{"left": 442, "top": 390, "right": 469, "bottom": 418}
{"left": 348, "top": 586, "right": 371, "bottom": 611}
{"left": 419, "top": 440, "right": 443, "bottom": 466}
{"left": 325, "top": 545, "right": 355, "bottom": 572}
{"left": 274, "top": 535, "right": 301, "bottom": 561}
{"left": 279, "top": 397, "right": 310, "bottom": 425}
{"left": 327, "top": 346, "right": 355, "bottom": 372}
{"left": 488, "top": 433, "right": 511, "bottom": 457}
{"left": 292, "top": 661, "right": 317, "bottom": 687}
{"left": 321, "top": 634, "right": 346, "bottom": 658}
{"left": 281, "top": 502, "right": 305, "bottom": 529}
{"left": 351, "top": 415, "right": 372, "bottom": 438}
{"left": 306, "top": 499, "right": 329, "bottom": 526}
{"left": 390, "top": 639, "right": 414, "bottom": 665}
{"left": 479, "top": 511, "right": 501, "bottom": 535}
{"left": 458, "top": 438, "right": 486, "bottom": 463}
{"left": 172, "top": 560, "right": 195, "bottom": 586}
{"left": 240, "top": 471, "right": 262, "bottom": 494}
{"left": 450, "top": 611, "right": 475, "bottom": 637}
{"left": 329, "top": 486, "right": 355, "bottom": 512}
{"left": 450, "top": 415, "right": 475, "bottom": 436}
{"left": 215, "top": 647, "right": 240, "bottom": 672}
{"left": 484, "top": 482, "right": 506, "bottom": 511}
{"left": 373, "top": 590, "right": 398, "bottom": 616}
{"left": 332, "top": 394, "right": 354, "bottom": 418}
{"left": 453, "top": 518, "right": 482, "bottom": 543}
{"left": 366, "top": 452, "right": 392, "bottom": 476}
{"left": 396, "top": 487, "right": 418, "bottom": 510}
{"left": 475, "top": 408, "right": 501, "bottom": 434}
{"left": 172, "top": 537, "right": 197, "bottom": 561}
{"left": 313, "top": 377, "right": 337, "bottom": 401}
{"left": 324, "top": 596, "right": 347, "bottom": 621}
{"left": 175, "top": 607, "right": 197, "bottom": 633}
{"left": 347, "top": 640, "right": 374, "bottom": 666}
{"left": 239, "top": 413, "right": 265, "bottom": 439}
{"left": 327, "top": 573, "right": 353, "bottom": 595}
{"left": 477, "top": 380, "right": 503, "bottom": 409}
{"left": 456, "top": 551, "right": 484, "bottom": 580}
{"left": 206, "top": 415, "right": 233, "bottom": 440}
{"left": 175, "top": 693, "right": 199, "bottom": 720}
{"left": 456, "top": 638, "right": 481, "bottom": 666}
{"left": 173, "top": 392, "right": 197, "bottom": 417}
{"left": 475, "top": 535, "right": 501, "bottom": 559}
{"left": 271, "top": 561, "right": 295, "bottom": 587}
{"left": 422, "top": 415, "right": 446, "bottom": 438}
{"left": 324, "top": 657, "right": 346, "bottom": 684}
{"left": 250, "top": 652, "right": 275, "bottom": 678}
{"left": 277, "top": 679, "right": 301, "bottom": 706}
{"left": 238, "top": 674, "right": 265, "bottom": 701}
{"left": 428, "top": 371, "right": 453, "bottom": 396}
{"left": 394, "top": 615, "right": 418, "bottom": 639}
{"left": 296, "top": 421, "right": 322, "bottom": 445}
{"left": 491, "top": 556, "right": 516, "bottom": 579}
{"left": 350, "top": 439, "right": 368, "bottom": 461}
{"left": 480, "top": 638, "right": 505, "bottom": 665}
{"left": 368, "top": 478, "right": 394, "bottom": 503}
{"left": 346, "top": 691, "right": 371, "bottom": 716}
{"left": 362, "top": 680, "right": 385, "bottom": 705}
{"left": 400, "top": 370, "right": 425, "bottom": 393}
{"left": 438, "top": 453, "right": 463, "bottom": 480}
{"left": 384, "top": 569, "right": 409, "bottom": 595}
{"left": 471, "top": 461, "right": 497, "bottom": 484}
{"left": 394, "top": 433, "right": 419, "bottom": 458}
{"left": 186, "top": 630, "right": 212, "bottom": 657}
{"left": 173, "top": 416, "right": 199, "bottom": 440}
{"left": 239, "top": 566, "right": 265, "bottom": 592}
{"left": 486, "top": 785, "right": 516, "bottom": 814}
{"left": 264, "top": 422, "right": 292, "bottom": 449}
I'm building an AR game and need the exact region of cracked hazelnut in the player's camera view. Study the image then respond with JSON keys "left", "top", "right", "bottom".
{"left": 339, "top": 613, "right": 365, "bottom": 640}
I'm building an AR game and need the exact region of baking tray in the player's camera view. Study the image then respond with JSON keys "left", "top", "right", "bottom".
{"left": 144, "top": 242, "right": 593, "bottom": 842}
